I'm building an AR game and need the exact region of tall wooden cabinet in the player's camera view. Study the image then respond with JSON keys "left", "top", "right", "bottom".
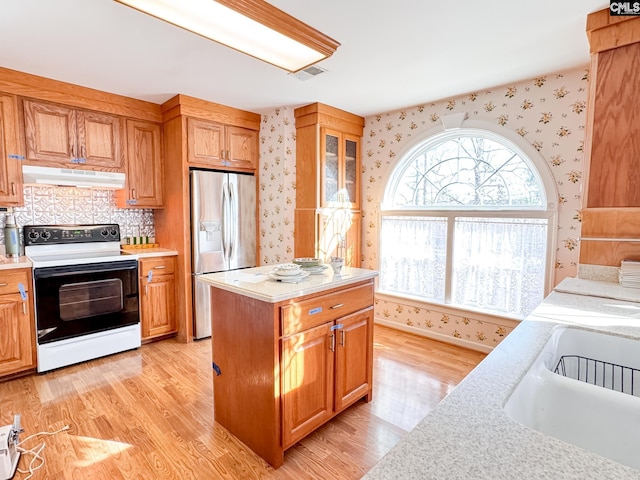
{"left": 155, "top": 94, "right": 260, "bottom": 342}
{"left": 0, "top": 94, "right": 24, "bottom": 206}
{"left": 579, "top": 10, "right": 640, "bottom": 266}
{"left": 0, "top": 268, "right": 36, "bottom": 377}
{"left": 294, "top": 103, "right": 364, "bottom": 266}
{"left": 22, "top": 99, "right": 123, "bottom": 169}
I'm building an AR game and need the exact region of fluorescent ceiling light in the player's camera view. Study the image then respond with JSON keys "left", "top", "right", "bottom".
{"left": 114, "top": 0, "right": 340, "bottom": 72}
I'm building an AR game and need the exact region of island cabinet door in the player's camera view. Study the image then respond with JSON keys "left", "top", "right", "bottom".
{"left": 281, "top": 321, "right": 334, "bottom": 448}
{"left": 334, "top": 307, "right": 373, "bottom": 412}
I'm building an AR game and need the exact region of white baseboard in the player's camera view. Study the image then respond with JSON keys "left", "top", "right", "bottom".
{"left": 374, "top": 317, "right": 493, "bottom": 354}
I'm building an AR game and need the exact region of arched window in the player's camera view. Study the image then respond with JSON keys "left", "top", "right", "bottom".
{"left": 380, "top": 128, "right": 556, "bottom": 319}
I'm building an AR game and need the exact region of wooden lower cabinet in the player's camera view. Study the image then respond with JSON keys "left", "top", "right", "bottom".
{"left": 210, "top": 279, "right": 374, "bottom": 468}
{"left": 139, "top": 256, "right": 177, "bottom": 341}
{"left": 282, "top": 307, "right": 373, "bottom": 448}
{"left": 0, "top": 269, "right": 36, "bottom": 377}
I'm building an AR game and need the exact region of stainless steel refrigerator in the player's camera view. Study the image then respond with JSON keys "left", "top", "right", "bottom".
{"left": 191, "top": 169, "right": 256, "bottom": 339}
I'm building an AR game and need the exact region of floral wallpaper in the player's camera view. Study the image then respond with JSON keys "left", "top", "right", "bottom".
{"left": 258, "top": 107, "right": 296, "bottom": 265}
{"left": 259, "top": 66, "right": 588, "bottom": 351}
{"left": 360, "top": 66, "right": 588, "bottom": 349}
{"left": 0, "top": 185, "right": 154, "bottom": 250}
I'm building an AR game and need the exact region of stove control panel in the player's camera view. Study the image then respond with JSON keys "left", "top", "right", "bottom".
{"left": 24, "top": 224, "right": 121, "bottom": 245}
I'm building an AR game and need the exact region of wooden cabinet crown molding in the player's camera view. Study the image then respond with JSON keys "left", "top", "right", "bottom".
{"left": 161, "top": 94, "right": 260, "bottom": 130}
{"left": 294, "top": 102, "right": 364, "bottom": 137}
{"left": 586, "top": 8, "right": 640, "bottom": 53}
{"left": 0, "top": 66, "right": 161, "bottom": 122}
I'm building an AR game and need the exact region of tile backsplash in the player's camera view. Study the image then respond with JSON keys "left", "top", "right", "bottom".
{"left": 1, "top": 185, "right": 154, "bottom": 247}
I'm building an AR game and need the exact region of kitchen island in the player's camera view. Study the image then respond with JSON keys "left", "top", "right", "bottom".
{"left": 363, "top": 278, "right": 640, "bottom": 479}
{"left": 197, "top": 265, "right": 378, "bottom": 468}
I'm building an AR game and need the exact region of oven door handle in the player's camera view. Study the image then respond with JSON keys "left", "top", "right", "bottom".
{"left": 35, "top": 264, "right": 138, "bottom": 279}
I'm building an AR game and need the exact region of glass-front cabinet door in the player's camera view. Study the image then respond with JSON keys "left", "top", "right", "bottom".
{"left": 320, "top": 128, "right": 360, "bottom": 209}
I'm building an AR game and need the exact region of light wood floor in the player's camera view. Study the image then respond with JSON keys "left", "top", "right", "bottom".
{"left": 0, "top": 326, "right": 486, "bottom": 479}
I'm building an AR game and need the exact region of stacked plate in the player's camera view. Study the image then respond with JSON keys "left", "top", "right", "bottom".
{"left": 619, "top": 259, "right": 640, "bottom": 288}
{"left": 293, "top": 257, "right": 329, "bottom": 275}
{"left": 268, "top": 263, "right": 310, "bottom": 283}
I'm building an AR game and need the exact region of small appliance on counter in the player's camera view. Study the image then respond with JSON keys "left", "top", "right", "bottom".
{"left": 3, "top": 209, "right": 20, "bottom": 257}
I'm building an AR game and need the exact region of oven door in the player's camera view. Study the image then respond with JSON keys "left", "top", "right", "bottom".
{"left": 33, "top": 259, "right": 139, "bottom": 344}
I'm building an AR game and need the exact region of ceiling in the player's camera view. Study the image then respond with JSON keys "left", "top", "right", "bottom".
{"left": 0, "top": 0, "right": 608, "bottom": 117}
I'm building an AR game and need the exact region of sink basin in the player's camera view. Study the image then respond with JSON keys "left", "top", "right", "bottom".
{"left": 504, "top": 326, "right": 640, "bottom": 470}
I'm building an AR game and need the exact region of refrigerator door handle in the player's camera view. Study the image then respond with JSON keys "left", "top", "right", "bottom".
{"left": 229, "top": 181, "right": 237, "bottom": 259}
{"left": 221, "top": 181, "right": 230, "bottom": 262}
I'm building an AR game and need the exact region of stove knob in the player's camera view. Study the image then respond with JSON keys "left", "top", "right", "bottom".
{"left": 109, "top": 228, "right": 118, "bottom": 237}
{"left": 101, "top": 228, "right": 109, "bottom": 237}
{"left": 40, "top": 230, "right": 51, "bottom": 241}
{"left": 27, "top": 230, "right": 40, "bottom": 241}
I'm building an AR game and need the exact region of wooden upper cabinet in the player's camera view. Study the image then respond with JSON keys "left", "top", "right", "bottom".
{"left": 118, "top": 119, "right": 163, "bottom": 208}
{"left": 187, "top": 117, "right": 257, "bottom": 171}
{"left": 320, "top": 128, "right": 360, "bottom": 209}
{"left": 187, "top": 117, "right": 224, "bottom": 166}
{"left": 0, "top": 94, "right": 24, "bottom": 206}
{"left": 227, "top": 125, "right": 258, "bottom": 171}
{"left": 22, "top": 99, "right": 123, "bottom": 170}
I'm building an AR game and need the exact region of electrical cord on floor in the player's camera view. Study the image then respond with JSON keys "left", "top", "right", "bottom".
{"left": 16, "top": 425, "right": 70, "bottom": 480}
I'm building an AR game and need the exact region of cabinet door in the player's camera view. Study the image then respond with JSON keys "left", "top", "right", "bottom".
{"left": 0, "top": 94, "right": 24, "bottom": 206}
{"left": 122, "top": 119, "right": 163, "bottom": 208}
{"left": 187, "top": 117, "right": 224, "bottom": 167}
{"left": 77, "top": 110, "right": 122, "bottom": 168}
{"left": 226, "top": 125, "right": 257, "bottom": 171}
{"left": 140, "top": 264, "right": 176, "bottom": 340}
{"left": 343, "top": 134, "right": 360, "bottom": 209}
{"left": 0, "top": 290, "right": 35, "bottom": 377}
{"left": 334, "top": 308, "right": 373, "bottom": 412}
{"left": 281, "top": 321, "right": 334, "bottom": 448}
{"left": 23, "top": 99, "right": 77, "bottom": 164}
{"left": 320, "top": 128, "right": 340, "bottom": 207}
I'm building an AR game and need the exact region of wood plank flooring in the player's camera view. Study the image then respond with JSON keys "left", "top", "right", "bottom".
{"left": 0, "top": 326, "right": 486, "bottom": 479}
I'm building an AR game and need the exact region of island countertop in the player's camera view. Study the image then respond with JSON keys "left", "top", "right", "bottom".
{"left": 197, "top": 264, "right": 378, "bottom": 303}
{"left": 362, "top": 278, "right": 640, "bottom": 480}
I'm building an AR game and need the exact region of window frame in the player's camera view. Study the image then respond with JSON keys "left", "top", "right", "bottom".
{"left": 378, "top": 123, "right": 558, "bottom": 320}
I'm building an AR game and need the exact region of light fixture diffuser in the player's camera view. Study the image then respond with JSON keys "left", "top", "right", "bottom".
{"left": 114, "top": 0, "right": 340, "bottom": 72}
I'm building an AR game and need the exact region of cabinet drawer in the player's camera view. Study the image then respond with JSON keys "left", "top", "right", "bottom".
{"left": 0, "top": 269, "right": 29, "bottom": 295}
{"left": 281, "top": 282, "right": 373, "bottom": 336}
{"left": 139, "top": 257, "right": 176, "bottom": 276}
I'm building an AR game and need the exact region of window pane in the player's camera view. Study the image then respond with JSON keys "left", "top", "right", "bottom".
{"left": 380, "top": 216, "right": 447, "bottom": 302}
{"left": 452, "top": 217, "right": 547, "bottom": 317}
{"left": 392, "top": 136, "right": 543, "bottom": 208}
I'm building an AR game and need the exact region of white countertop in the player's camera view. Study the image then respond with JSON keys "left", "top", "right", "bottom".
{"left": 197, "top": 265, "right": 378, "bottom": 303}
{"left": 0, "top": 255, "right": 32, "bottom": 270}
{"left": 363, "top": 278, "right": 640, "bottom": 479}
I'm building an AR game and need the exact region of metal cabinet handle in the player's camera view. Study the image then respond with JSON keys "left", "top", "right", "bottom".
{"left": 330, "top": 303, "right": 344, "bottom": 310}
{"left": 0, "top": 283, "right": 7, "bottom": 287}
{"left": 152, "top": 265, "right": 166, "bottom": 270}
{"left": 340, "top": 329, "right": 345, "bottom": 347}
{"left": 22, "top": 301, "right": 26, "bottom": 315}
{"left": 131, "top": 188, "right": 137, "bottom": 200}
{"left": 330, "top": 333, "right": 335, "bottom": 352}
{"left": 10, "top": 182, "right": 16, "bottom": 195}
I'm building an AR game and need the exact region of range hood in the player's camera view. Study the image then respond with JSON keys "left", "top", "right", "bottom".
{"left": 22, "top": 165, "right": 125, "bottom": 189}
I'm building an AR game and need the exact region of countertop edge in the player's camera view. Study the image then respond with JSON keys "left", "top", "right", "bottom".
{"left": 197, "top": 266, "right": 378, "bottom": 303}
